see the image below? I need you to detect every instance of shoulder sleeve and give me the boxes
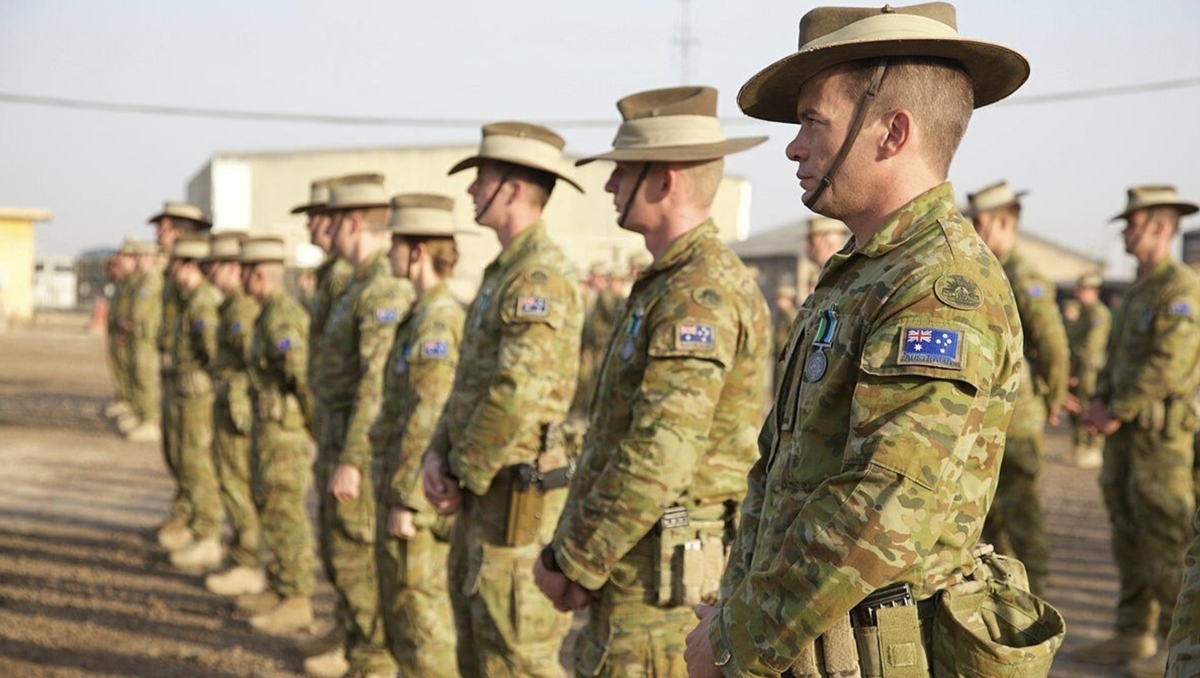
[645,285,738,370]
[499,266,573,330]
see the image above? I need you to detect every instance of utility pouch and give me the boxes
[504,464,546,547]
[851,584,928,678]
[791,615,863,677]
[651,507,725,607]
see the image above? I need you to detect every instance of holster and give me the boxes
[502,422,573,546]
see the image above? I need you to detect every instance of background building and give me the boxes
[0,207,54,328]
[187,144,753,298]
[32,256,78,311]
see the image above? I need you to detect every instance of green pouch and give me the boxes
[930,579,1064,678]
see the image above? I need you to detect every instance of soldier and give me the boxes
[163,234,226,573]
[422,121,584,678]
[104,244,137,422]
[967,181,1069,596]
[1082,185,1200,669]
[573,263,622,418]
[203,232,267,597]
[371,194,465,677]
[1067,273,1111,469]
[798,215,851,303]
[534,85,770,678]
[310,174,415,678]
[123,241,164,444]
[235,237,319,637]
[771,283,799,387]
[149,202,214,551]
[681,4,1045,676]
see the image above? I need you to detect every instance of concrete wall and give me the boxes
[0,217,37,325]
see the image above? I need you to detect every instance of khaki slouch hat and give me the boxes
[387,193,472,238]
[963,181,1027,219]
[206,231,248,262]
[148,201,211,229]
[1111,185,1199,221]
[449,122,583,193]
[240,237,287,265]
[290,178,334,215]
[325,173,390,212]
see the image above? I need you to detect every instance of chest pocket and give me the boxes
[793,312,866,420]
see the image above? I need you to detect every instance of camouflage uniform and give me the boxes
[309,254,355,457]
[315,250,414,676]
[981,248,1069,594]
[708,184,1024,675]
[1095,257,1200,638]
[371,281,464,677]
[128,270,163,427]
[248,287,316,599]
[573,288,622,417]
[159,274,190,521]
[168,279,224,540]
[427,221,583,678]
[1068,298,1111,450]
[551,222,770,677]
[771,305,799,388]
[212,286,263,569]
[107,275,133,406]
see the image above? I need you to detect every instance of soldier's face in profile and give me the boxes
[155,218,181,250]
[1121,210,1154,257]
[787,67,863,214]
[309,213,334,250]
[604,161,652,233]
[468,162,507,226]
[329,211,356,258]
[388,238,412,279]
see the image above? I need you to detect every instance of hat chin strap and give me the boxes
[618,162,653,229]
[475,171,511,223]
[803,58,889,211]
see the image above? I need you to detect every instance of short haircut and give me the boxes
[670,158,725,207]
[398,235,460,277]
[494,160,556,209]
[1147,206,1183,232]
[838,56,974,177]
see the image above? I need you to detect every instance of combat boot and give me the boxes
[116,412,141,435]
[125,421,161,444]
[235,590,281,617]
[304,646,350,678]
[104,401,131,419]
[169,536,224,573]
[296,623,346,657]
[1075,631,1157,664]
[249,596,313,636]
[1076,445,1103,469]
[205,566,267,597]
[1128,647,1168,678]
[157,518,195,550]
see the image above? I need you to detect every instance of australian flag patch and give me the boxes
[276,337,292,352]
[517,296,548,318]
[230,321,242,335]
[675,323,714,351]
[898,326,963,369]
[1170,299,1192,316]
[421,341,449,359]
[375,308,398,323]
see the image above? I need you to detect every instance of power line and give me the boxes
[0,76,1197,129]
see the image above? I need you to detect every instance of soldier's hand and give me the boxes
[1047,404,1062,426]
[533,557,571,610]
[328,462,362,503]
[422,453,462,515]
[685,604,723,678]
[388,507,417,540]
[1061,392,1081,415]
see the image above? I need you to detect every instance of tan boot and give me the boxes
[157,518,194,550]
[104,401,131,419]
[304,646,350,678]
[1076,632,1157,664]
[205,566,267,597]
[249,596,313,636]
[1128,647,1168,678]
[169,536,223,573]
[1077,445,1103,469]
[124,421,161,443]
[296,623,347,658]
[235,590,281,617]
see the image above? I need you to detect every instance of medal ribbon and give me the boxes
[812,309,838,349]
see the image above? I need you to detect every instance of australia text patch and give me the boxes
[898,326,963,369]
[421,341,449,359]
[675,323,715,351]
[517,296,548,318]
[375,308,398,323]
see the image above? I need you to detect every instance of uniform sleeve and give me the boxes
[389,309,463,513]
[720,412,772,601]
[197,299,221,368]
[1108,283,1200,421]
[552,290,738,589]
[272,309,313,434]
[1081,306,1111,372]
[710,276,1012,678]
[1020,277,1070,410]
[340,283,406,469]
[448,267,577,496]
[235,299,260,367]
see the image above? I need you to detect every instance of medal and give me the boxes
[620,310,643,361]
[474,288,492,329]
[619,339,634,360]
[803,309,838,383]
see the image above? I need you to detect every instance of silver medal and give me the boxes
[619,338,634,360]
[804,350,828,382]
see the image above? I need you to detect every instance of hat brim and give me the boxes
[1111,202,1200,222]
[738,37,1031,123]
[148,212,213,228]
[390,227,481,238]
[323,201,391,213]
[290,202,328,215]
[448,155,584,193]
[961,190,1029,219]
[574,136,768,166]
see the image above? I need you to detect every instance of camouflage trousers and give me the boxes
[169,371,222,539]
[982,435,1049,595]
[316,409,395,675]
[129,341,159,424]
[450,488,572,678]
[107,336,132,405]
[214,384,261,569]
[1101,422,1195,635]
[1166,507,1200,676]
[252,418,314,598]
[1070,370,1103,450]
[376,512,457,677]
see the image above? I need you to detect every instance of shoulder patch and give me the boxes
[693,287,724,309]
[230,321,242,335]
[276,337,292,352]
[1026,284,1045,299]
[898,326,963,369]
[193,319,205,331]
[933,274,982,311]
[1169,299,1192,316]
[420,340,449,359]
[675,323,715,351]
[374,308,398,323]
[526,268,550,285]
[517,296,548,318]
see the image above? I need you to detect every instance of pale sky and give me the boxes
[2,0,1198,279]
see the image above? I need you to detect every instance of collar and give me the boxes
[355,249,389,281]
[848,182,956,260]
[495,221,547,269]
[645,220,717,277]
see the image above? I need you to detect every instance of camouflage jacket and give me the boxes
[551,221,770,590]
[428,221,584,497]
[999,248,1069,436]
[129,271,163,345]
[709,183,1023,677]
[310,254,355,390]
[773,306,799,359]
[1068,300,1111,376]
[316,250,415,469]
[212,286,261,392]
[170,280,222,376]
[248,287,314,433]
[370,282,465,520]
[1096,257,1200,422]
[582,289,623,355]
[158,270,181,357]
[108,278,128,338]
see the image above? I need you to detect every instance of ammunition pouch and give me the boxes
[649,506,728,608]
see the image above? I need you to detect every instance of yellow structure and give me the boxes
[0,207,53,328]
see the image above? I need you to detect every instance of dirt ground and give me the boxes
[0,320,1131,677]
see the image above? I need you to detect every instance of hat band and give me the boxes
[971,190,1021,213]
[1127,188,1184,212]
[478,135,566,173]
[612,115,727,150]
[390,208,455,234]
[802,13,959,52]
[329,184,389,209]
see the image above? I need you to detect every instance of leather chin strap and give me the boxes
[618,162,653,228]
[475,171,511,223]
[803,58,889,211]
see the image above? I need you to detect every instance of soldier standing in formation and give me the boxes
[682,3,1039,675]
[770,283,798,387]
[1082,185,1200,672]
[204,231,267,597]
[371,193,465,677]
[1067,273,1111,469]
[123,240,164,443]
[798,215,850,303]
[534,85,770,677]
[313,174,415,678]
[103,244,136,422]
[573,263,622,418]
[968,181,1069,596]
[423,121,584,678]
